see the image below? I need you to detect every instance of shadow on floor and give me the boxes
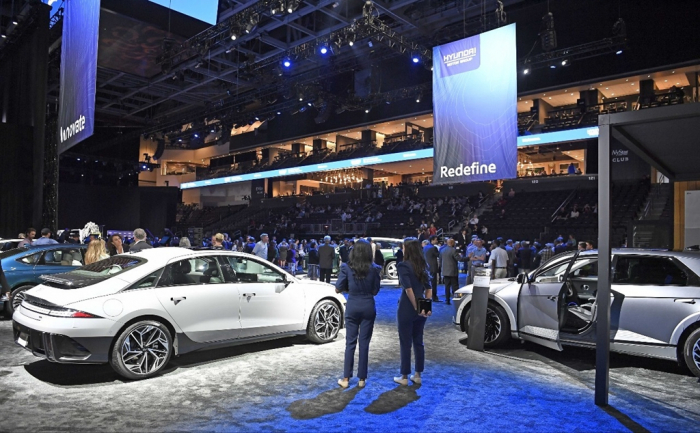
[287,387,362,420]
[602,405,652,433]
[364,384,421,415]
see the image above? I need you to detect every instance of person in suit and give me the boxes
[423,235,440,302]
[517,241,534,274]
[129,228,153,253]
[440,238,462,304]
[454,228,470,254]
[395,238,432,386]
[318,236,335,284]
[338,239,351,266]
[335,240,381,388]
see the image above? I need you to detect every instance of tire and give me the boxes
[306,300,341,344]
[7,285,34,316]
[110,320,173,380]
[384,260,398,280]
[682,327,700,379]
[463,302,511,348]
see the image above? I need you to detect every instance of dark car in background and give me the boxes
[1,244,88,315]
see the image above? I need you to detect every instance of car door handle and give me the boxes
[582,285,590,290]
[242,293,256,297]
[547,295,557,301]
[170,296,186,305]
[674,298,696,304]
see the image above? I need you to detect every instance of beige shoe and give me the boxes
[410,374,422,384]
[358,379,366,388]
[393,376,408,386]
[338,378,349,388]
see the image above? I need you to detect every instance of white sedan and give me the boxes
[12,248,346,379]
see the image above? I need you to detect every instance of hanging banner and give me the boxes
[432,24,517,184]
[57,0,100,153]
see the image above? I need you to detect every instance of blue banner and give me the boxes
[57,0,100,153]
[432,24,517,184]
[181,148,434,190]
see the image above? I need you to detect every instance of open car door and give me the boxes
[517,253,578,350]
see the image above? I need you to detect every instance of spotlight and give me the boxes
[550,64,556,69]
[320,46,328,55]
[416,95,422,103]
[307,102,312,106]
[193,133,199,138]
[523,68,530,75]
[616,50,623,55]
[368,40,373,48]
[348,40,354,47]
[255,116,260,121]
[12,16,18,26]
[245,14,258,34]
[287,0,299,14]
[282,58,292,68]
[277,111,281,115]
[411,52,421,63]
[230,31,237,41]
[561,59,568,66]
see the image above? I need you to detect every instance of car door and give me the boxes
[610,254,700,349]
[224,256,305,338]
[154,255,242,343]
[517,254,576,350]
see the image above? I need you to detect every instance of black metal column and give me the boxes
[595,117,612,406]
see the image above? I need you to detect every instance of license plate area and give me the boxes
[17,332,29,347]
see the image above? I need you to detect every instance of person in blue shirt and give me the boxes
[395,238,432,386]
[32,228,58,246]
[335,240,381,388]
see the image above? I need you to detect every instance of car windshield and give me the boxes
[72,256,145,277]
[0,248,25,260]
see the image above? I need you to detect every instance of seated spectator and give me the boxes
[508,188,515,198]
[570,208,580,219]
[583,203,591,213]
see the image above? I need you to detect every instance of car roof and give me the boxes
[125,247,265,266]
[552,248,700,260]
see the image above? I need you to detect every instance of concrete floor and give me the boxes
[1,279,699,432]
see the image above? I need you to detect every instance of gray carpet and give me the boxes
[1,279,699,432]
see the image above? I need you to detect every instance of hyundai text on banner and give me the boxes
[57,0,100,153]
[432,24,517,184]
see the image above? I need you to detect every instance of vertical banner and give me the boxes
[432,24,517,184]
[57,0,100,153]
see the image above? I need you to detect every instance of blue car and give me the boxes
[1,244,87,316]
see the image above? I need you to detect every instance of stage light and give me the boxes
[282,58,292,68]
[307,102,312,106]
[230,32,237,41]
[365,107,371,113]
[348,40,354,47]
[523,68,529,75]
[320,46,328,55]
[12,16,18,26]
[616,50,623,55]
[245,15,258,34]
[561,60,568,66]
[411,52,420,63]
[368,40,373,48]
[277,111,281,115]
[287,0,299,14]
[193,133,199,138]
[255,116,260,121]
[550,65,556,69]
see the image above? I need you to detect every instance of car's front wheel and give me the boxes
[682,327,700,378]
[463,302,511,348]
[7,285,34,316]
[384,260,398,280]
[306,300,341,344]
[110,320,172,380]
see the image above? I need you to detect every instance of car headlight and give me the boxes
[453,293,465,299]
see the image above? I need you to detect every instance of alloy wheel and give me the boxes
[314,303,340,340]
[120,325,170,376]
[385,262,398,279]
[11,290,26,311]
[693,338,700,372]
[468,307,502,344]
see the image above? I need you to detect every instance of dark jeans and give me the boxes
[344,296,376,379]
[429,271,439,300]
[320,268,332,284]
[398,314,427,375]
[443,276,459,300]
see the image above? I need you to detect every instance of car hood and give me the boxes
[456,278,516,295]
[26,277,131,307]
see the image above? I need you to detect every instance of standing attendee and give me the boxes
[468,239,487,284]
[129,228,153,253]
[335,240,381,388]
[318,236,335,284]
[517,241,534,274]
[395,238,432,386]
[395,242,404,264]
[278,241,289,269]
[338,239,350,266]
[252,233,269,261]
[84,239,110,265]
[538,243,554,265]
[245,237,256,254]
[307,241,320,280]
[178,237,191,248]
[107,234,128,256]
[454,228,470,254]
[67,232,82,244]
[18,228,36,248]
[440,239,461,304]
[578,241,587,251]
[211,233,225,250]
[423,236,440,302]
[32,228,58,246]
[487,239,509,279]
[268,240,278,263]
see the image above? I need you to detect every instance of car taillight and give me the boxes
[48,308,102,318]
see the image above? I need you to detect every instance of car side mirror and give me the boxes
[516,273,528,285]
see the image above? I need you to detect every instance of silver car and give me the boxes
[453,249,700,378]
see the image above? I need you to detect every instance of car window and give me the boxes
[16,253,41,265]
[223,256,285,283]
[536,258,572,279]
[157,256,224,287]
[39,248,84,266]
[614,256,695,286]
[126,269,164,291]
[570,258,598,278]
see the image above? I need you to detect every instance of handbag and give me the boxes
[417,297,432,314]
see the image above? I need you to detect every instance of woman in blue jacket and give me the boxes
[395,238,432,385]
[335,239,381,388]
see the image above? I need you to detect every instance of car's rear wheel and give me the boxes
[306,300,341,344]
[463,302,511,348]
[110,320,172,380]
[682,327,700,378]
[7,285,34,316]
[385,260,398,280]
